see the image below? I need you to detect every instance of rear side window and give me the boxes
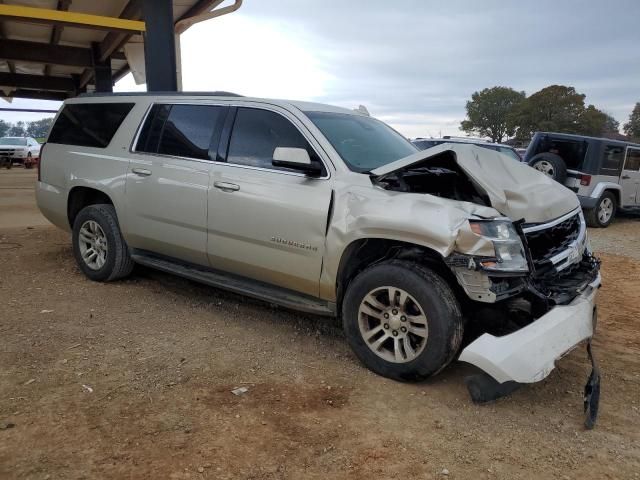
[226,108,324,174]
[602,145,625,172]
[624,148,640,171]
[136,104,225,160]
[48,103,134,148]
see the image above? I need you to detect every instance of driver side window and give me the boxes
[227,108,325,174]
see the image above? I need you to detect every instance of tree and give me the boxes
[460,86,526,143]
[602,113,620,134]
[623,102,640,139]
[513,85,586,140]
[577,105,609,137]
[26,117,54,139]
[0,119,9,138]
[7,121,26,137]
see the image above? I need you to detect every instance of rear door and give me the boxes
[207,105,333,297]
[123,103,227,265]
[621,147,640,205]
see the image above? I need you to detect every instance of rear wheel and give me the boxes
[585,191,617,228]
[529,152,567,183]
[342,260,464,381]
[72,204,134,281]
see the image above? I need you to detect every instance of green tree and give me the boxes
[623,102,640,139]
[460,86,526,143]
[513,85,586,140]
[602,113,620,134]
[577,105,609,137]
[0,119,9,137]
[26,117,54,138]
[8,121,26,137]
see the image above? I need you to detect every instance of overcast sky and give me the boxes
[2,0,639,138]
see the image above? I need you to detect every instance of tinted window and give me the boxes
[625,148,640,171]
[227,108,323,173]
[136,104,225,160]
[602,145,625,171]
[306,111,416,172]
[136,104,170,154]
[48,103,134,148]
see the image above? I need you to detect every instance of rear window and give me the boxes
[136,104,226,160]
[48,103,134,148]
[602,144,625,172]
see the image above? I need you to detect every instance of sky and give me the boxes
[2,0,639,138]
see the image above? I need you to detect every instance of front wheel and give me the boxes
[72,204,134,282]
[342,260,464,381]
[24,153,33,169]
[585,191,617,228]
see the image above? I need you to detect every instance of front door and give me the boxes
[207,106,333,297]
[123,103,227,265]
[621,147,640,206]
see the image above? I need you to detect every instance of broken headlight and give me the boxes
[469,220,529,273]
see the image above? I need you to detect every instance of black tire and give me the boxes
[72,204,134,282]
[528,152,567,184]
[585,191,617,228]
[342,260,464,382]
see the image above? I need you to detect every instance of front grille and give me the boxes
[0,149,15,156]
[524,213,581,266]
[531,253,599,304]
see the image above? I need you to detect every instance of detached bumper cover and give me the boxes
[459,273,601,384]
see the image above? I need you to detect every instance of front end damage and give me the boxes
[450,209,601,427]
[369,144,601,427]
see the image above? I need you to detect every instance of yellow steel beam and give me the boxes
[0,4,145,33]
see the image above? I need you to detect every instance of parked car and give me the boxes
[36,94,601,419]
[525,132,640,228]
[413,137,523,162]
[0,136,41,169]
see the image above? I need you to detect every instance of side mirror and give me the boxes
[272,147,322,176]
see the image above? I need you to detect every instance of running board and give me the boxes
[130,251,336,316]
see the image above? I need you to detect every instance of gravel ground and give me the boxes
[1,169,639,480]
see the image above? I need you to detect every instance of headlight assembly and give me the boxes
[469,220,529,273]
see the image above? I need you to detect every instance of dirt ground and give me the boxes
[1,169,639,480]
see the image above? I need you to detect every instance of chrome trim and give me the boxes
[522,207,581,233]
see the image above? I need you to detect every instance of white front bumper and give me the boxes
[459,273,601,384]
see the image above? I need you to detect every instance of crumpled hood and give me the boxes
[371,143,579,223]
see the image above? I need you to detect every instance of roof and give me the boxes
[67,91,361,115]
[534,131,640,148]
[0,0,220,101]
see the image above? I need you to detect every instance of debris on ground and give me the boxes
[231,386,249,396]
[82,384,94,393]
[0,422,15,430]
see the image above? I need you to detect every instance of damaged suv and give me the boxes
[37,94,601,417]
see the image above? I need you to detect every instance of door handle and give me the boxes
[132,168,152,177]
[621,175,631,179]
[214,181,240,192]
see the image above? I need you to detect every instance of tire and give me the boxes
[25,153,33,169]
[342,260,464,382]
[528,152,567,184]
[72,204,134,282]
[585,191,617,228]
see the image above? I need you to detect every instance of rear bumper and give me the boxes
[459,273,601,384]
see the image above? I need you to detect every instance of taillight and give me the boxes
[580,174,591,186]
[37,142,46,182]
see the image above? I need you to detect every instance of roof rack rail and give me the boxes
[78,91,244,98]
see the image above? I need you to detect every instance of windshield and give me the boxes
[0,137,26,146]
[306,111,417,172]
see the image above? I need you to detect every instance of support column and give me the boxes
[92,42,112,92]
[142,0,177,92]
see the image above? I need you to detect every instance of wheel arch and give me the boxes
[335,237,458,313]
[67,186,114,228]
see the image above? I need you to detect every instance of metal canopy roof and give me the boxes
[0,0,219,101]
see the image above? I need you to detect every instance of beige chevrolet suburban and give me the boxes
[36,93,601,420]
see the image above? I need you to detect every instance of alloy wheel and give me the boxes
[78,220,108,270]
[358,286,428,363]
